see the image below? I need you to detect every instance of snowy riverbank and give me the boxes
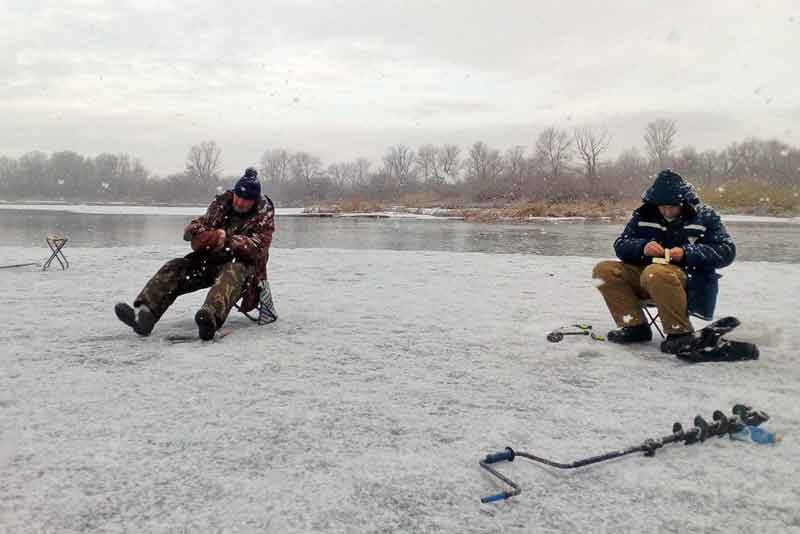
[3,202,800,224]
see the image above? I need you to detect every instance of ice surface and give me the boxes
[0,247,798,533]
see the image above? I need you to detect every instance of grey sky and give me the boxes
[1,0,798,175]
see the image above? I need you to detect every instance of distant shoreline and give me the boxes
[302,201,800,223]
[2,200,798,224]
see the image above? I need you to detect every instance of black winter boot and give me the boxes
[677,340,760,362]
[114,302,156,336]
[115,302,137,329]
[660,333,695,354]
[136,306,156,336]
[195,307,217,341]
[606,323,652,344]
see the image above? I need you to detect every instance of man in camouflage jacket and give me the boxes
[115,167,275,340]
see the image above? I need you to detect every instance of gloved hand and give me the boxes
[191,229,226,252]
[229,235,251,254]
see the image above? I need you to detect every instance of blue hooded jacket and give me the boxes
[614,169,736,320]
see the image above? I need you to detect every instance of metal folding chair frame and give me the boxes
[43,235,69,271]
[642,300,665,339]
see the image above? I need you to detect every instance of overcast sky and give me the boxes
[1,0,798,175]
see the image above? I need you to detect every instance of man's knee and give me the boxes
[214,262,251,294]
[592,260,622,284]
[218,261,249,280]
[641,264,682,290]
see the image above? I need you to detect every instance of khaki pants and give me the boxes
[592,260,693,335]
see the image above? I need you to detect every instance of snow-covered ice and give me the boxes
[1,246,799,533]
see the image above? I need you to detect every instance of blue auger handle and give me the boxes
[483,447,515,464]
[481,491,512,503]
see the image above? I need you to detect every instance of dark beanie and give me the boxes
[643,169,687,205]
[234,167,261,200]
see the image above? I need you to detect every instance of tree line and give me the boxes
[1,120,798,206]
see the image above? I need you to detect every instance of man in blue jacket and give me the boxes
[593,169,736,354]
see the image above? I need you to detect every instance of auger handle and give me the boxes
[481,491,514,503]
[483,447,515,464]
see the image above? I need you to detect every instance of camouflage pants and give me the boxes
[592,260,693,335]
[135,256,253,327]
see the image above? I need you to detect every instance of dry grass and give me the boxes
[698,183,800,216]
[305,184,800,222]
[456,199,637,222]
[510,199,637,219]
[306,198,642,221]
[304,198,385,214]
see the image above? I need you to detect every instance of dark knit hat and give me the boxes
[643,169,688,206]
[234,167,261,200]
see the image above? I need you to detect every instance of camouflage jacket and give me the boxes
[183,191,276,312]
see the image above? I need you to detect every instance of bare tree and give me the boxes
[611,147,649,195]
[535,127,572,179]
[259,148,292,186]
[186,140,222,185]
[718,145,742,179]
[328,161,357,190]
[17,151,48,197]
[416,144,440,184]
[354,158,371,187]
[94,153,136,195]
[697,150,718,186]
[48,151,90,197]
[504,145,527,196]
[291,151,322,193]
[615,147,646,176]
[382,144,417,188]
[574,125,611,192]
[762,139,793,184]
[130,157,149,183]
[675,146,700,178]
[465,141,504,184]
[440,144,461,182]
[736,138,763,178]
[0,156,18,194]
[644,119,677,170]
